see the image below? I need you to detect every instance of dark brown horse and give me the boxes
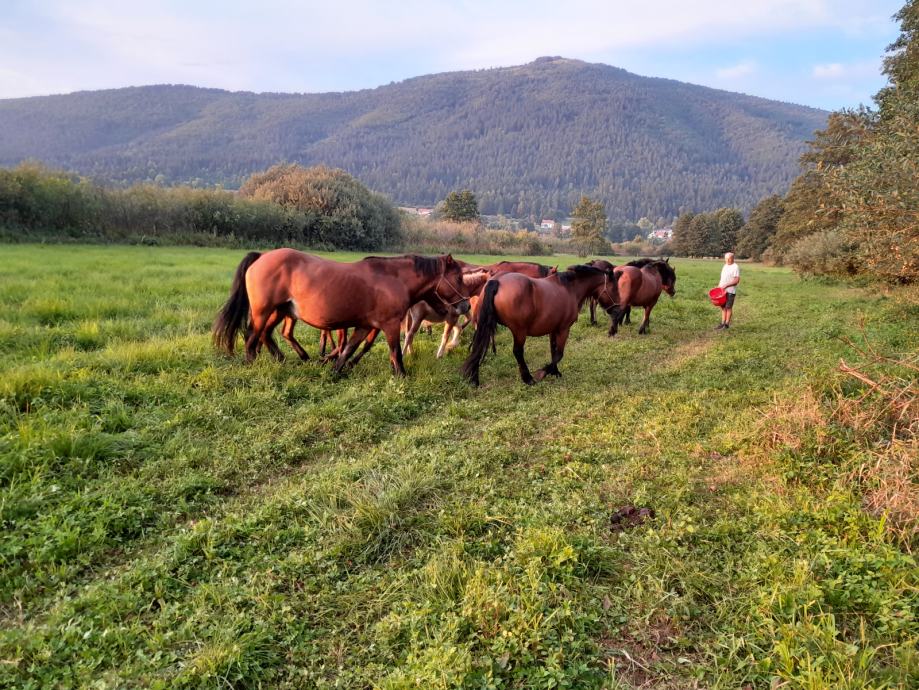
[213,250,469,375]
[461,265,618,386]
[586,259,616,326]
[595,259,676,336]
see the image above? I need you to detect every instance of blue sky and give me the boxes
[0,0,903,110]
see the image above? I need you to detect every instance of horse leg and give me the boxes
[322,329,348,363]
[589,296,597,325]
[347,328,380,368]
[623,306,632,325]
[607,306,621,337]
[332,327,371,373]
[281,315,309,361]
[535,329,568,381]
[402,312,420,356]
[638,306,652,334]
[445,316,462,354]
[512,333,535,385]
[384,323,407,376]
[436,318,455,358]
[260,309,285,361]
[244,305,273,363]
[319,329,330,357]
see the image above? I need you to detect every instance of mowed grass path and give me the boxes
[0,245,916,689]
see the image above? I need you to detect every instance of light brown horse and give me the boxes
[461,264,619,386]
[213,250,469,375]
[403,270,490,358]
[594,259,676,336]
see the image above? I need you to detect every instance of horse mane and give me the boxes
[628,257,676,284]
[626,257,655,268]
[364,254,442,278]
[558,264,606,284]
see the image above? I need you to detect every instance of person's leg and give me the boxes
[723,293,735,327]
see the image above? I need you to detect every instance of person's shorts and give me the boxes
[724,292,736,308]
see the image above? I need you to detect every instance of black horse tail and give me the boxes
[213,251,262,355]
[461,279,500,386]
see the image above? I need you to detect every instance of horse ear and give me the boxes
[665,257,670,264]
[445,254,454,265]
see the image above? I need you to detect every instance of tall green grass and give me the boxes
[0,245,916,689]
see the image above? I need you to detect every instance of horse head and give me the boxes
[434,254,471,314]
[655,260,677,296]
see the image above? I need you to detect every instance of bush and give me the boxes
[0,162,402,251]
[784,230,858,278]
[239,164,401,250]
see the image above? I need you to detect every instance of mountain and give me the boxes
[0,57,827,220]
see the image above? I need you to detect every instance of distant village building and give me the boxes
[399,207,434,217]
[648,227,673,241]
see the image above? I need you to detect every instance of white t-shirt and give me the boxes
[720,263,740,294]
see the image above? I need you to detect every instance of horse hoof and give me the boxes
[533,370,547,382]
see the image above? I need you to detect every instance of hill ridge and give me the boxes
[0,57,828,219]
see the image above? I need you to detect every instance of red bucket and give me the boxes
[708,287,727,306]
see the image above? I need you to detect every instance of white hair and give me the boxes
[724,252,734,259]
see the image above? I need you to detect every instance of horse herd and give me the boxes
[213,249,677,385]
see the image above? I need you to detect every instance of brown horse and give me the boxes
[595,259,676,336]
[585,259,616,326]
[481,260,557,278]
[461,264,618,386]
[213,250,469,375]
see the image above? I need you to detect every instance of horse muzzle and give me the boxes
[454,299,471,315]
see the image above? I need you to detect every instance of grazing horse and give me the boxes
[461,264,619,386]
[596,259,676,336]
[213,250,469,375]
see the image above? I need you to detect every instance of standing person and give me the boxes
[716,252,740,330]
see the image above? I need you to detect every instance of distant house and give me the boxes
[561,224,572,233]
[399,207,434,217]
[648,227,673,241]
[540,219,555,231]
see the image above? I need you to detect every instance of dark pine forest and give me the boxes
[0,57,827,220]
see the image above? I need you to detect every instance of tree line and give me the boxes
[730,1,916,283]
[0,163,402,251]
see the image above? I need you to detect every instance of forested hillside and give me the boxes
[0,57,826,219]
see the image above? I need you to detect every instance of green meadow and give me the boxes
[0,244,916,689]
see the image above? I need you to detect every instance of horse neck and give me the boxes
[366,256,441,299]
[403,260,444,300]
[566,273,608,306]
[649,263,671,288]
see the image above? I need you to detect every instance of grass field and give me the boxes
[1,244,916,689]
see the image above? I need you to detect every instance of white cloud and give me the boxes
[0,0,899,99]
[813,62,846,78]
[812,60,881,79]
[716,60,758,79]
